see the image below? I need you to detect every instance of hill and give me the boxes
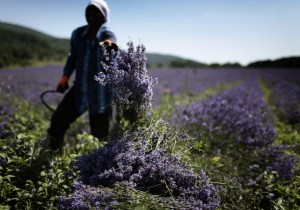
[0,22,69,68]
[0,22,69,51]
[247,56,300,68]
[146,53,185,67]
[146,53,210,68]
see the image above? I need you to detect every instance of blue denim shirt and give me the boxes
[63,24,117,115]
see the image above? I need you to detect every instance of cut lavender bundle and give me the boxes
[65,131,220,209]
[95,42,158,123]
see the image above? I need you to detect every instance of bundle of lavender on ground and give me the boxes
[58,131,220,209]
[95,41,158,123]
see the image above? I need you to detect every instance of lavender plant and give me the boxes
[263,73,300,124]
[58,181,115,210]
[174,75,275,149]
[95,42,158,123]
[257,145,299,180]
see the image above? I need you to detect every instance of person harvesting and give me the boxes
[48,0,118,152]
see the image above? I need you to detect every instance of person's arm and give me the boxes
[57,30,77,93]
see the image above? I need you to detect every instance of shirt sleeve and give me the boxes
[63,30,77,77]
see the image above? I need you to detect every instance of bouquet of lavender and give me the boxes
[95,42,157,123]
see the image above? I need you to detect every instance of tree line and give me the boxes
[247,56,300,68]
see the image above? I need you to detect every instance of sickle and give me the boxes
[40,90,60,112]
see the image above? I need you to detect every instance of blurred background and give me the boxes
[0,0,300,68]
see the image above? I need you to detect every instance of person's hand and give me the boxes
[56,76,69,93]
[99,40,118,52]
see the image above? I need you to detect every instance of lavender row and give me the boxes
[174,74,275,149]
[173,74,298,180]
[149,68,252,105]
[262,70,300,124]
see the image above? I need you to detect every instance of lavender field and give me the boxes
[0,65,300,209]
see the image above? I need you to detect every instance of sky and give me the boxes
[0,0,300,65]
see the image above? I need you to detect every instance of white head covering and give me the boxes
[88,0,110,22]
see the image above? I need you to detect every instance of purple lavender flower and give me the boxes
[95,42,158,122]
[57,181,114,210]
